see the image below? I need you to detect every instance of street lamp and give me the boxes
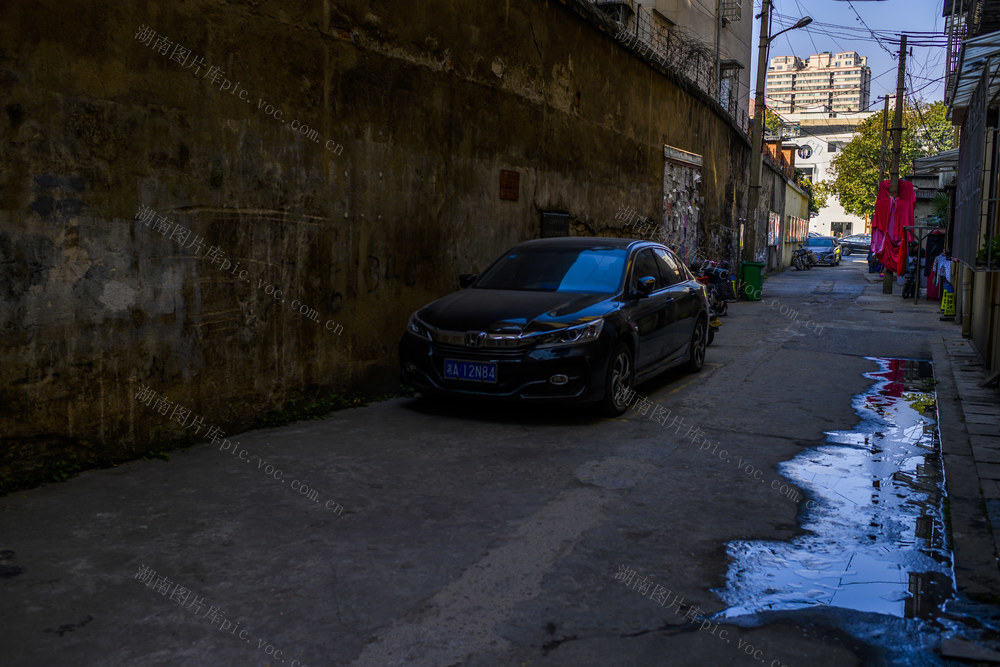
[778,16,814,37]
[745,2,812,263]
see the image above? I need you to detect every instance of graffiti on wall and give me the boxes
[661,145,702,264]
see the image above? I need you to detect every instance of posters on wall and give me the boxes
[661,145,703,264]
[767,211,781,246]
[786,215,808,243]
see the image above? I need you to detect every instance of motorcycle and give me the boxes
[689,259,726,345]
[691,259,730,316]
[792,245,814,271]
[707,261,736,312]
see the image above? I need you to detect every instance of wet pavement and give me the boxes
[3,258,999,666]
[720,358,1000,664]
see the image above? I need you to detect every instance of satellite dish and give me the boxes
[798,145,813,159]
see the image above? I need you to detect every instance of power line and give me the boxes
[769,12,947,48]
[791,0,826,54]
[905,74,945,152]
[906,73,947,96]
[845,0,894,56]
[759,79,949,154]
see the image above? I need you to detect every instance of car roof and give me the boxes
[510,237,649,251]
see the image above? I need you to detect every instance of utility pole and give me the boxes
[746,0,771,263]
[882,35,907,295]
[889,36,906,197]
[875,96,890,237]
[878,95,890,185]
[715,0,723,106]
[745,5,810,266]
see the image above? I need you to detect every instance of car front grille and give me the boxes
[432,342,525,359]
[429,327,534,354]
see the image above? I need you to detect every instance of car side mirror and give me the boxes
[636,276,656,296]
[459,273,477,288]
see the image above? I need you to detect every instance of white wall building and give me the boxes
[651,0,753,120]
[596,0,753,126]
[780,110,874,237]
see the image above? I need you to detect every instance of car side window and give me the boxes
[631,249,661,293]
[652,248,683,286]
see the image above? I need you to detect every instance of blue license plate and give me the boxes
[444,359,498,383]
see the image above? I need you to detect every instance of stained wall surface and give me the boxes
[0,0,751,483]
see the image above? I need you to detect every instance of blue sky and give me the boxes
[750,0,948,110]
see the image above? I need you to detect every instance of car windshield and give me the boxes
[807,238,834,247]
[474,247,628,294]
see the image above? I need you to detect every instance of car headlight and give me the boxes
[535,319,604,348]
[406,313,432,341]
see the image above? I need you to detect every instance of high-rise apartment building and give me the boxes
[766,51,871,114]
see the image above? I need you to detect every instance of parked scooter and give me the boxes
[901,241,919,299]
[792,244,814,271]
[689,258,725,345]
[714,261,737,301]
[690,259,730,316]
[706,261,735,314]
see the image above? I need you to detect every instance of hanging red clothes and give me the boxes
[871,180,916,275]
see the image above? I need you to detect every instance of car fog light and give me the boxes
[550,374,569,385]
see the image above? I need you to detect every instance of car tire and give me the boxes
[684,317,707,373]
[601,341,635,416]
[843,247,852,256]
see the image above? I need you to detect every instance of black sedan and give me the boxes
[805,236,842,265]
[400,238,710,415]
[838,233,871,256]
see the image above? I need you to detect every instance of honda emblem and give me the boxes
[466,331,487,347]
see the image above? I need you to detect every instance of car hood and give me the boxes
[417,288,613,333]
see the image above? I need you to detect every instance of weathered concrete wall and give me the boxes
[782,181,810,267]
[750,165,780,265]
[785,183,810,222]
[756,164,810,271]
[0,0,750,484]
[970,271,1000,375]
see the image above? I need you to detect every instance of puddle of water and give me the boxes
[720,358,954,620]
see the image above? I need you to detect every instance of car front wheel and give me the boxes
[843,246,852,256]
[601,341,635,416]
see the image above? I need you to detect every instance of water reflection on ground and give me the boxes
[721,358,953,619]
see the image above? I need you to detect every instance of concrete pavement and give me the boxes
[1,256,998,666]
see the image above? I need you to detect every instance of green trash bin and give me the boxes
[739,261,765,301]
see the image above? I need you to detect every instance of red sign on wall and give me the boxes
[499,170,520,201]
